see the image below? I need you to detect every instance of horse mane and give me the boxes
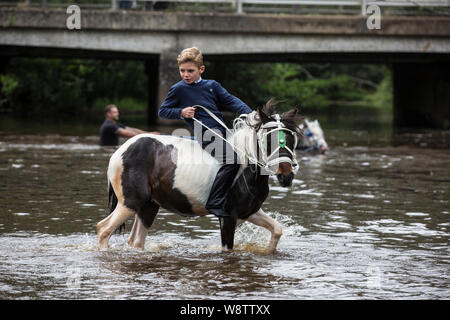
[231,117,258,167]
[281,109,302,135]
[261,98,302,136]
[263,98,278,117]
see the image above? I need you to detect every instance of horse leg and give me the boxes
[127,200,159,249]
[127,216,148,249]
[219,216,237,250]
[246,208,283,253]
[96,203,135,250]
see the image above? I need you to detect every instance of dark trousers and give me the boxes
[202,137,240,217]
[206,164,240,213]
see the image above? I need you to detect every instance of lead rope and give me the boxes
[190,105,265,169]
[191,105,298,174]
[191,116,265,169]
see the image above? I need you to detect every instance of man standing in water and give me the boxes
[99,104,152,147]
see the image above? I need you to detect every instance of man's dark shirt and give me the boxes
[99,119,126,146]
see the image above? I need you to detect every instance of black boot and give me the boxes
[205,164,240,217]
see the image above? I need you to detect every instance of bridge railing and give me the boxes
[138,0,449,15]
[0,0,449,15]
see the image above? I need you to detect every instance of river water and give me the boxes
[0,120,449,299]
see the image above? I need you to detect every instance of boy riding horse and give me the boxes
[158,47,252,218]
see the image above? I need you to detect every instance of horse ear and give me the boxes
[257,106,272,124]
[281,108,298,119]
[264,98,278,116]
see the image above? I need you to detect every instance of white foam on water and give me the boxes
[270,186,290,192]
[81,203,97,207]
[292,189,323,196]
[12,212,31,216]
[405,212,429,217]
[361,220,446,237]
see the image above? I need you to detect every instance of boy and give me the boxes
[158,47,252,218]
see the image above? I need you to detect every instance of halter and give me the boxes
[193,106,299,175]
[256,114,299,175]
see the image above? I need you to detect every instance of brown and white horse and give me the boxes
[96,102,300,253]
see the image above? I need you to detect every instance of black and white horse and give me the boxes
[96,101,300,253]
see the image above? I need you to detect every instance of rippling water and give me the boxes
[0,132,449,299]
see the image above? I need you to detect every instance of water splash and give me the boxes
[234,211,305,250]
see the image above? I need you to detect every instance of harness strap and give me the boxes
[191,116,265,169]
[191,105,233,136]
[191,105,299,175]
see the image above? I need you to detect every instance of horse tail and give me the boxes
[108,181,125,234]
[108,181,118,214]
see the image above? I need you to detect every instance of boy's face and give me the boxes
[179,62,205,84]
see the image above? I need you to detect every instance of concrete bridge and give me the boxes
[1,8,449,128]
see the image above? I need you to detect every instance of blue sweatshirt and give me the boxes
[158,79,252,135]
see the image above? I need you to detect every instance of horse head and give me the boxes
[306,119,328,154]
[256,99,300,187]
[298,119,328,154]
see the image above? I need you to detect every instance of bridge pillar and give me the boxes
[145,57,159,125]
[393,62,450,129]
[0,56,10,73]
[156,52,181,124]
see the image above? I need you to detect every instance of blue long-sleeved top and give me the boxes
[158,79,252,136]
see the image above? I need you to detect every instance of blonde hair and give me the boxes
[177,47,203,68]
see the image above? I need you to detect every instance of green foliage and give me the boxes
[215,62,392,113]
[0,74,18,98]
[2,57,391,120]
[263,63,389,111]
[92,96,146,113]
[363,68,393,109]
[2,58,147,118]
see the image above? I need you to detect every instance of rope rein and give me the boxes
[191,105,299,174]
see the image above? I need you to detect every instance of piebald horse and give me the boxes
[96,101,301,253]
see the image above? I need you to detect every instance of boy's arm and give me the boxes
[158,86,184,120]
[213,81,252,114]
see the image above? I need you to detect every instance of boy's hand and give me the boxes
[181,106,196,119]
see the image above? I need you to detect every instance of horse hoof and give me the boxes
[98,237,110,250]
[221,246,233,252]
[128,241,145,250]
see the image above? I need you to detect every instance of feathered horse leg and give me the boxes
[246,208,283,253]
